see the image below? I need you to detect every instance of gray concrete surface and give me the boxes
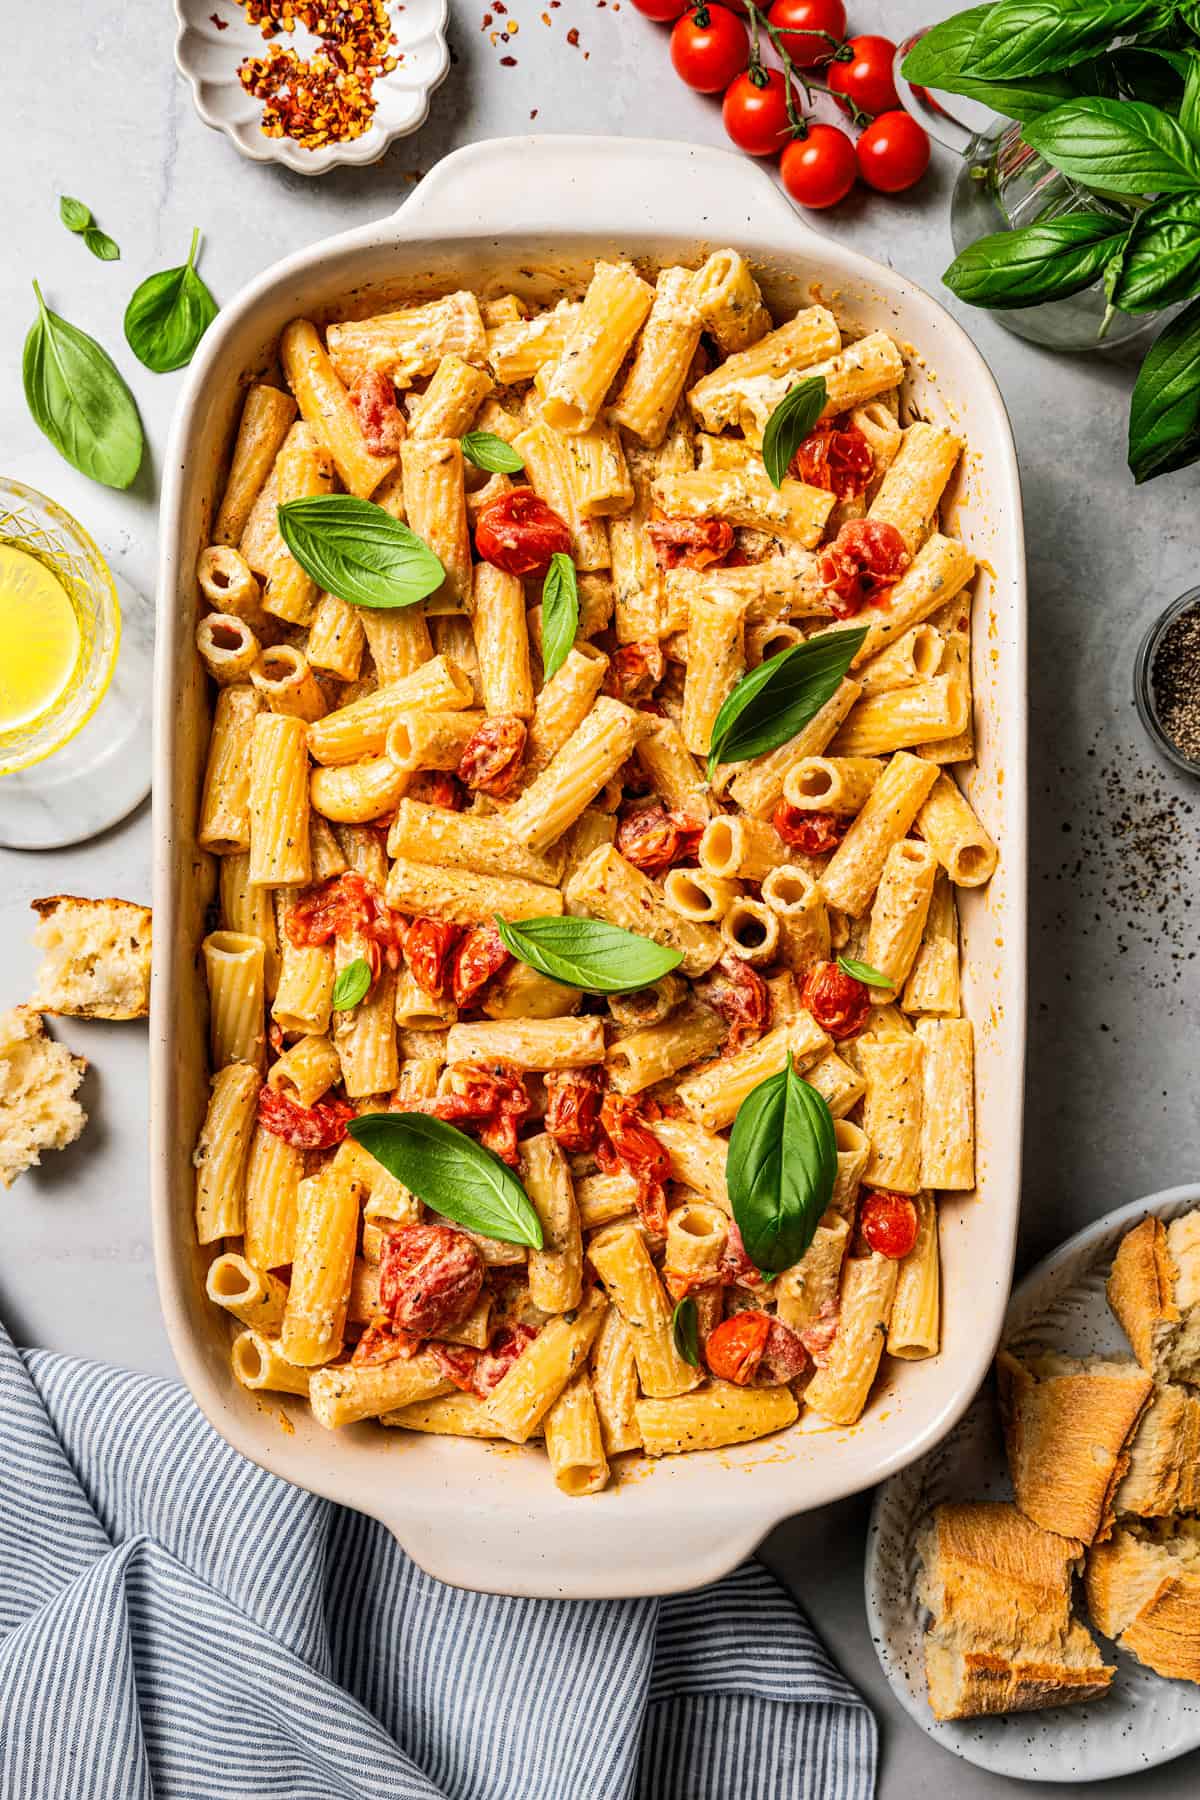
[1,2,1197,1792]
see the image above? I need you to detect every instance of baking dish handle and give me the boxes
[388,133,817,246]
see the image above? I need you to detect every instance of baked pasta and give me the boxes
[191,249,995,1493]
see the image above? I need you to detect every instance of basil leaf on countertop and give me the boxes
[124,227,217,372]
[23,281,144,490]
[85,228,120,263]
[1128,295,1200,483]
[707,626,867,777]
[331,957,372,1011]
[277,494,445,610]
[348,1112,544,1249]
[838,955,892,988]
[762,376,827,489]
[1023,98,1200,195]
[943,212,1129,309]
[966,0,1155,80]
[901,7,1081,120]
[1108,193,1200,314]
[493,914,683,993]
[672,1296,700,1368]
[461,430,524,474]
[59,195,92,233]
[728,1062,837,1276]
[540,551,578,681]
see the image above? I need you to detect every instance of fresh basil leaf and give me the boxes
[966,0,1155,79]
[1103,46,1192,111]
[59,195,91,234]
[461,430,524,474]
[707,627,867,777]
[1180,48,1200,142]
[671,1296,700,1367]
[23,282,144,490]
[901,7,1081,119]
[493,914,683,993]
[349,1112,543,1248]
[1024,97,1200,194]
[124,227,217,373]
[277,494,445,610]
[85,228,120,263]
[762,377,827,489]
[1109,193,1200,312]
[1128,295,1200,482]
[331,957,372,1011]
[943,212,1128,309]
[728,1062,836,1275]
[837,955,892,988]
[540,551,578,680]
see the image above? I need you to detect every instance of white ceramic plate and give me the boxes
[173,0,449,176]
[866,1183,1200,1784]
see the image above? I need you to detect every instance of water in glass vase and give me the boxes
[0,542,82,732]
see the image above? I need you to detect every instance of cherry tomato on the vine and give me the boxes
[856,109,931,193]
[670,3,748,92]
[722,68,792,157]
[766,0,846,68]
[827,33,900,118]
[779,124,857,210]
[630,0,688,17]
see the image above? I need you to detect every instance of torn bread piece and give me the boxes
[0,1006,87,1189]
[1114,1382,1200,1521]
[1108,1212,1200,1385]
[915,1502,1115,1721]
[1086,1520,1200,1684]
[31,895,152,1021]
[997,1349,1153,1545]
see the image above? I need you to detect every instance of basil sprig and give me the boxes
[461,430,524,474]
[59,195,92,234]
[277,495,445,609]
[331,957,372,1011]
[1129,295,1200,483]
[944,213,1129,309]
[671,1297,700,1367]
[838,955,892,988]
[1107,194,1200,313]
[761,377,827,489]
[1023,98,1200,195]
[540,552,578,681]
[728,1062,837,1275]
[965,0,1155,81]
[349,1113,543,1249]
[125,228,217,373]
[707,627,867,777]
[900,6,1080,120]
[493,914,683,993]
[23,282,144,490]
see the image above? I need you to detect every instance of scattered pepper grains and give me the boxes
[235,0,400,147]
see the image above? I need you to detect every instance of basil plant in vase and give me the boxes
[902,1,1200,481]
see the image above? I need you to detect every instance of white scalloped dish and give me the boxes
[173,0,449,176]
[152,136,1026,1599]
[867,1183,1200,1784]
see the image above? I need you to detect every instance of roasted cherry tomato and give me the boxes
[696,954,769,1050]
[856,109,931,193]
[772,801,848,857]
[615,802,704,878]
[799,958,872,1040]
[670,3,748,93]
[605,640,664,705]
[458,714,527,798]
[722,68,792,158]
[859,1190,920,1259]
[544,1068,605,1154]
[818,518,909,616]
[779,124,857,210]
[766,0,845,66]
[379,1224,485,1337]
[412,1061,532,1166]
[403,917,463,1000]
[647,516,734,571]
[790,415,873,495]
[706,1310,771,1384]
[827,33,900,118]
[598,1094,671,1236]
[257,1086,355,1150]
[348,370,406,456]
[285,872,407,965]
[475,489,571,578]
[630,0,688,17]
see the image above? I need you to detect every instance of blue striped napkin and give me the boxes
[0,1323,876,1800]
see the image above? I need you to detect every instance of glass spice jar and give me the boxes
[1134,588,1200,780]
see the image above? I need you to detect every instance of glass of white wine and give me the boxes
[0,478,151,848]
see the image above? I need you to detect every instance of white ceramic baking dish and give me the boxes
[152,135,1027,1600]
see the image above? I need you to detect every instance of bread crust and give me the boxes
[0,1005,88,1188]
[1086,1524,1200,1684]
[1108,1215,1179,1372]
[31,894,152,1021]
[1115,1383,1200,1520]
[997,1349,1153,1545]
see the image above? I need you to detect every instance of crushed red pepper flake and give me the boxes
[235,0,400,147]
[500,52,517,62]
[210,10,229,25]
[567,24,579,42]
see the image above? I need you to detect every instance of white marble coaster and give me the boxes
[0,566,153,850]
